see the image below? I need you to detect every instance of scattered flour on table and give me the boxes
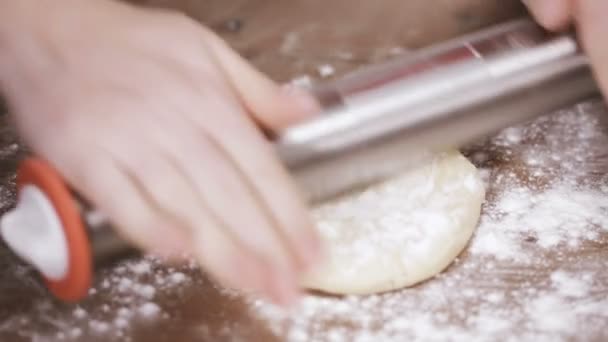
[471,185,608,260]
[289,75,314,88]
[0,257,195,341]
[252,265,605,342]
[470,100,608,262]
[250,99,608,341]
[2,99,608,341]
[317,64,336,78]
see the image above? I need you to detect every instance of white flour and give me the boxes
[1,95,608,341]
[0,257,195,341]
[317,64,336,78]
[289,75,313,88]
[470,101,608,263]
[471,185,608,260]
[250,99,608,341]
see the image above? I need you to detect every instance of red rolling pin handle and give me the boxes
[14,157,93,301]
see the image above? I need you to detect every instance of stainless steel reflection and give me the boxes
[82,18,598,268]
[277,19,598,203]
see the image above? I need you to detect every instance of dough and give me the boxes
[303,151,485,295]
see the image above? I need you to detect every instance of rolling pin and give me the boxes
[0,18,598,302]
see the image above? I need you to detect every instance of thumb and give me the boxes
[524,0,573,30]
[575,0,608,98]
[204,31,321,132]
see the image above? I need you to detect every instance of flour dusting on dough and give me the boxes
[304,152,485,294]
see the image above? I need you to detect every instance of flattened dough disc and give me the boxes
[303,151,485,295]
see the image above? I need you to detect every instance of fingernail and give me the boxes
[281,84,321,115]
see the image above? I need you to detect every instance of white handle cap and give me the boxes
[1,185,69,280]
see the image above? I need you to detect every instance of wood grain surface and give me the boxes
[7,1,608,341]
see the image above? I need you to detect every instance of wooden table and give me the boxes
[7,1,608,341]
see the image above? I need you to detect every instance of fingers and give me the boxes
[188,211,268,294]
[40,119,277,298]
[106,133,283,297]
[139,51,323,285]
[524,0,608,98]
[11,4,323,307]
[47,145,190,256]
[184,86,323,271]
[134,112,303,304]
[203,30,321,131]
[574,0,608,97]
[174,135,302,304]
[108,148,268,295]
[192,33,324,277]
[524,0,573,30]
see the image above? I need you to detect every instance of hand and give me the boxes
[0,0,322,306]
[524,0,608,98]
